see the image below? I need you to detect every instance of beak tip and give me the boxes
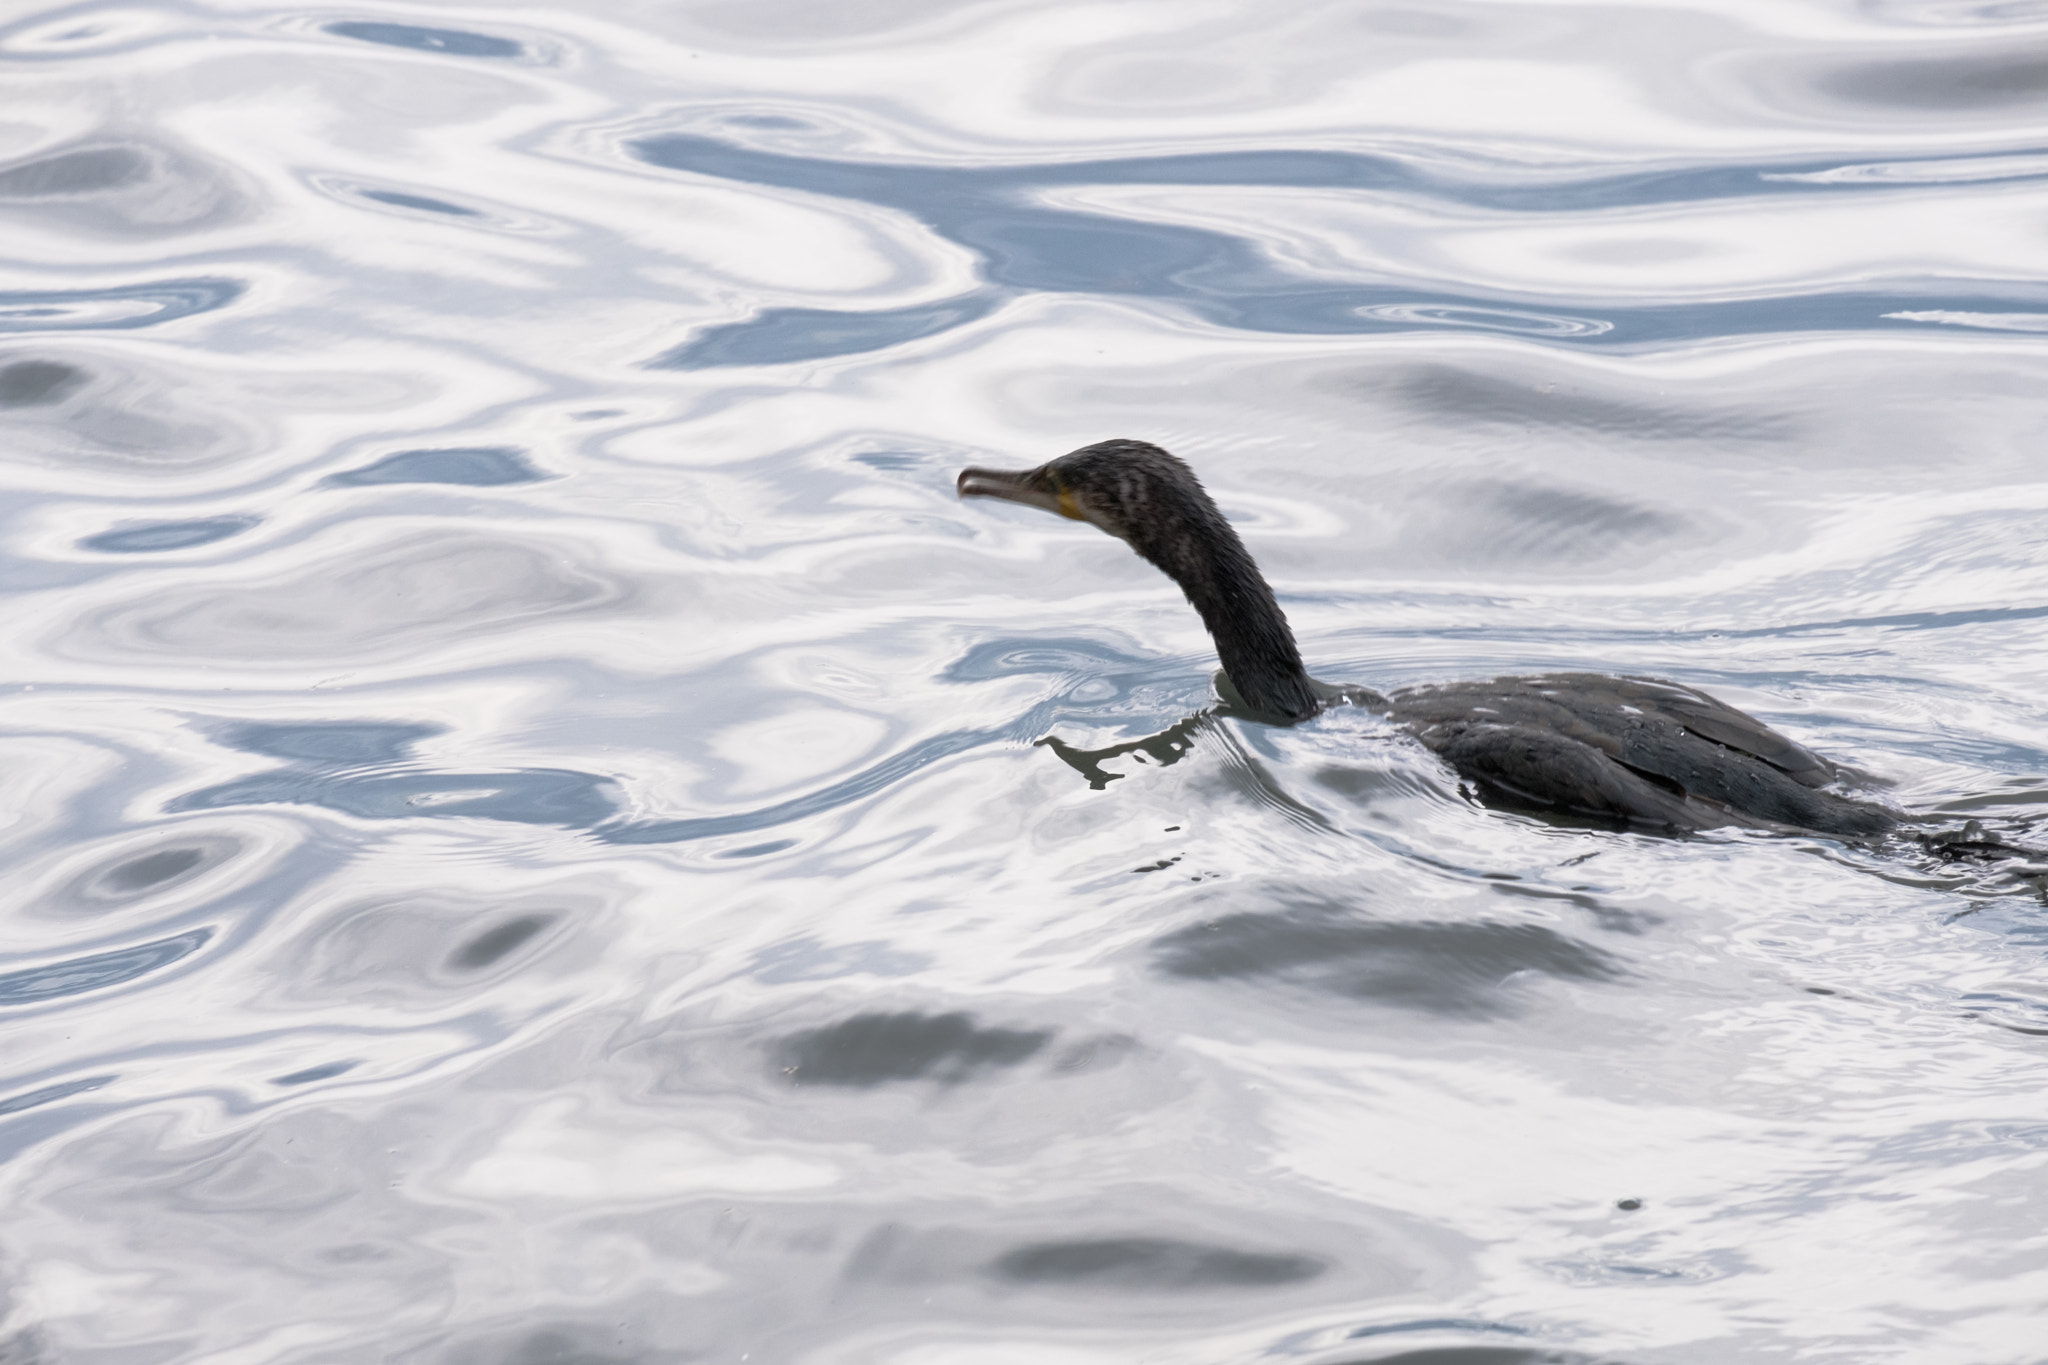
[956,466,1003,500]
[957,465,1056,515]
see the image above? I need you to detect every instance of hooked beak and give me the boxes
[956,465,1064,517]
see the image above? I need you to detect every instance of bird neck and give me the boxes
[1131,512,1320,723]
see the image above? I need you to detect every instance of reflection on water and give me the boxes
[3,1,2048,1363]
[1153,910,1624,1017]
[775,1011,1054,1087]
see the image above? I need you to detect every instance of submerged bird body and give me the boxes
[958,439,1895,838]
[1385,673,1891,835]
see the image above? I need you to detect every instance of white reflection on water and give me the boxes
[3,1,2048,1363]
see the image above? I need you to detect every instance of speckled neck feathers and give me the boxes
[1066,441,1319,722]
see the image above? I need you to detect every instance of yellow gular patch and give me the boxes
[1055,488,1085,521]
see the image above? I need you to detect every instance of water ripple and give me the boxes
[65,533,627,666]
[633,132,2048,358]
[0,278,242,331]
[5,2,2048,1362]
[0,928,211,1007]
[79,515,258,553]
[323,447,547,487]
[323,21,526,60]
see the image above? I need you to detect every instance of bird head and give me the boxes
[956,438,1211,558]
[957,439,1322,723]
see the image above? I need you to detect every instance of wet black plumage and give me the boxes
[958,439,1895,838]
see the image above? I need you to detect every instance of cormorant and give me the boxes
[957,438,1896,838]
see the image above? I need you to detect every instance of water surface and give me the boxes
[3,2,2048,1362]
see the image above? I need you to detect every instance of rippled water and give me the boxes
[6,2,2048,1361]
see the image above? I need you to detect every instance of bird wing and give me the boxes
[1387,675,1892,836]
[1565,674,1838,788]
[1425,718,1725,832]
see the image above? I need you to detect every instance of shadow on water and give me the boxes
[773,1011,1051,1087]
[447,914,555,971]
[1153,903,1623,1017]
[1336,1318,1628,1363]
[438,1327,636,1365]
[98,847,202,891]
[0,137,245,235]
[989,1237,1323,1290]
[1332,1351,1621,1365]
[41,832,249,919]
[631,132,2048,365]
[1816,50,2048,112]
[0,358,85,406]
[284,895,575,1019]
[1361,362,1798,443]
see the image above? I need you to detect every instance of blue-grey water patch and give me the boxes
[0,145,148,197]
[271,1060,359,1086]
[0,278,241,331]
[653,297,996,368]
[594,725,1009,844]
[0,929,211,1007]
[213,720,442,765]
[0,1075,114,1116]
[324,21,523,59]
[80,515,257,553]
[171,766,619,827]
[356,189,483,218]
[634,133,2048,358]
[325,447,545,487]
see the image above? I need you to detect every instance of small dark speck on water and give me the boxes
[1617,1198,1643,1211]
